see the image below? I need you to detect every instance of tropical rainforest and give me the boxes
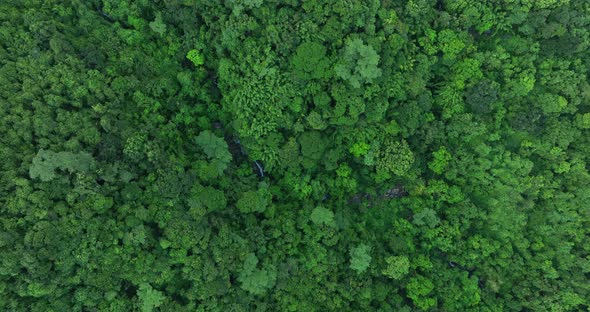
[1,0,589,311]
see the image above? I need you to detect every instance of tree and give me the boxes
[291,42,331,81]
[137,283,165,312]
[536,92,568,114]
[428,147,452,174]
[299,131,327,170]
[186,49,204,66]
[238,253,277,295]
[375,139,414,177]
[413,208,440,228]
[575,113,590,129]
[236,188,270,213]
[188,184,227,219]
[465,79,499,115]
[2,0,590,310]
[437,29,465,60]
[350,244,371,274]
[195,130,232,175]
[221,58,295,139]
[149,13,166,36]
[406,276,436,310]
[383,256,410,280]
[310,206,335,227]
[335,39,382,88]
[29,150,95,182]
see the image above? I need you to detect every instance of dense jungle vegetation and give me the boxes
[1,0,589,311]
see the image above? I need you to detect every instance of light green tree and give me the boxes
[335,39,382,88]
[437,29,465,60]
[376,139,414,177]
[406,276,436,310]
[186,49,204,66]
[350,244,372,274]
[137,283,165,312]
[29,150,95,181]
[428,147,452,174]
[310,206,335,227]
[383,255,410,280]
[238,253,277,295]
[195,130,232,176]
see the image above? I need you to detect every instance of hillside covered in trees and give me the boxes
[1,0,589,311]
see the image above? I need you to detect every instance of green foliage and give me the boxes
[335,39,382,88]
[137,283,165,312]
[236,188,270,214]
[537,93,568,114]
[195,130,232,175]
[298,131,327,170]
[349,142,371,158]
[224,66,293,139]
[291,42,330,80]
[375,139,414,177]
[238,253,277,295]
[350,244,372,274]
[195,130,231,161]
[188,184,227,219]
[306,111,328,130]
[29,150,94,181]
[383,256,410,280]
[310,206,335,227]
[149,13,166,36]
[428,147,452,174]
[406,276,436,310]
[437,30,465,60]
[576,113,590,129]
[186,49,204,66]
[465,79,499,114]
[412,208,440,228]
[2,1,589,311]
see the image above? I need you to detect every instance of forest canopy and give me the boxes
[1,0,589,311]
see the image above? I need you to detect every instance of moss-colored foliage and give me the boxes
[149,13,166,36]
[137,283,165,312]
[437,29,465,60]
[298,131,327,170]
[195,130,231,162]
[29,150,95,181]
[576,113,590,129]
[188,183,227,219]
[237,189,269,214]
[412,208,440,228]
[291,42,331,80]
[383,255,410,280]
[195,130,232,175]
[350,244,372,274]
[310,206,335,227]
[335,39,382,88]
[238,253,277,295]
[225,67,293,139]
